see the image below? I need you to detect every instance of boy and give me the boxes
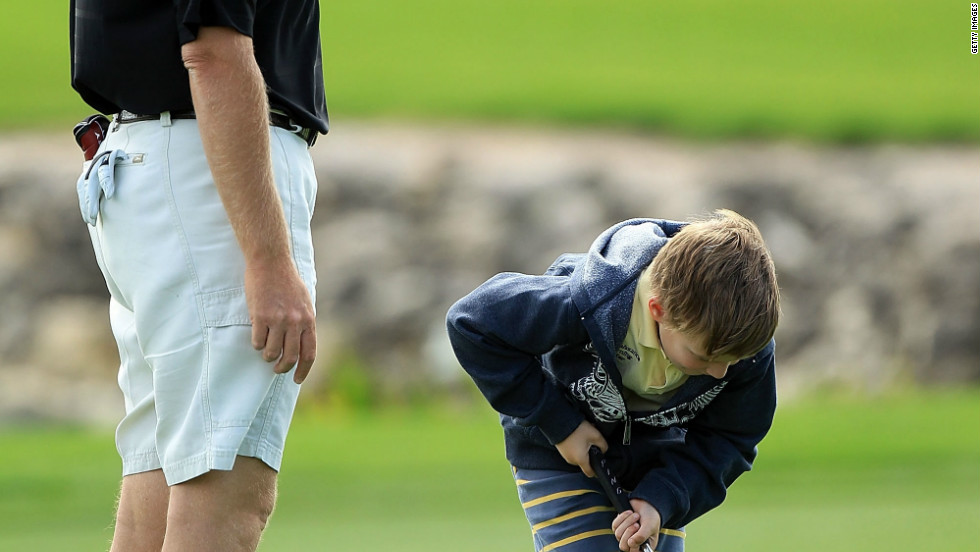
[446,210,780,552]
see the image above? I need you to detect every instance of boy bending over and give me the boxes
[447,211,780,552]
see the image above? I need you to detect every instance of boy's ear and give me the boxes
[648,297,665,322]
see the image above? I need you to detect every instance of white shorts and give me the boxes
[79,113,317,485]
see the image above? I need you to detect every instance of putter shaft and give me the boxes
[588,446,656,552]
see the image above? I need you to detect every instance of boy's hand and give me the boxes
[612,499,661,552]
[555,420,608,477]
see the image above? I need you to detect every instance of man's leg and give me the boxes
[110,469,169,552]
[162,456,278,552]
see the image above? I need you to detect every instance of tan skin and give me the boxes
[186,27,317,383]
[556,296,743,552]
[110,458,276,552]
[109,26,314,552]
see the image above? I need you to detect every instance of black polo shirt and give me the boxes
[70,0,328,134]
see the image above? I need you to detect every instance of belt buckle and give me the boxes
[300,127,317,147]
[270,108,317,147]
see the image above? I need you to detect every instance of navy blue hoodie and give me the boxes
[446,218,777,529]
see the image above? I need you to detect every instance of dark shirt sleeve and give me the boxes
[446,273,589,445]
[173,0,257,44]
[630,341,778,528]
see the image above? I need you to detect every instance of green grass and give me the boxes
[4,1,978,141]
[687,389,980,550]
[1,388,978,550]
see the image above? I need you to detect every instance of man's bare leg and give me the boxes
[162,456,278,552]
[110,469,169,552]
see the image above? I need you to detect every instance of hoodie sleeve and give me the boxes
[446,272,589,445]
[630,340,777,528]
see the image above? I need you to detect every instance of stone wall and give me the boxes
[1,124,977,424]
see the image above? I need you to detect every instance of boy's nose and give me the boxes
[706,362,730,379]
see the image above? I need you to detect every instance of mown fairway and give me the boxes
[1,388,977,551]
[4,1,977,141]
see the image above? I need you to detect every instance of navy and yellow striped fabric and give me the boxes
[513,466,685,552]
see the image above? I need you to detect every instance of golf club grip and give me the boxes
[588,446,656,552]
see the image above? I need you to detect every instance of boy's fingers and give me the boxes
[628,535,655,552]
[627,524,656,552]
[580,457,596,478]
[618,522,640,552]
[612,511,639,539]
[581,433,607,476]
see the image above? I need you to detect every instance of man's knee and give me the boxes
[169,457,278,528]
[249,472,278,531]
[234,456,279,525]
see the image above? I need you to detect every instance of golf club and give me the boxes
[588,446,660,552]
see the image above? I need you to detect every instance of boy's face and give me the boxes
[648,298,742,379]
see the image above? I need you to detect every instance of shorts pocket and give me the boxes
[75,150,145,225]
[199,287,251,327]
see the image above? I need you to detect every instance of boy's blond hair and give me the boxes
[649,209,780,359]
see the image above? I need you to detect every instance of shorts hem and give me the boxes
[160,438,285,486]
[121,450,163,477]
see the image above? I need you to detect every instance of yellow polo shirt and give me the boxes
[614,263,689,411]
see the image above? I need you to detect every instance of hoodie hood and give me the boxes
[568,218,686,370]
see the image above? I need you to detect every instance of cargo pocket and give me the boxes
[199,287,251,328]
